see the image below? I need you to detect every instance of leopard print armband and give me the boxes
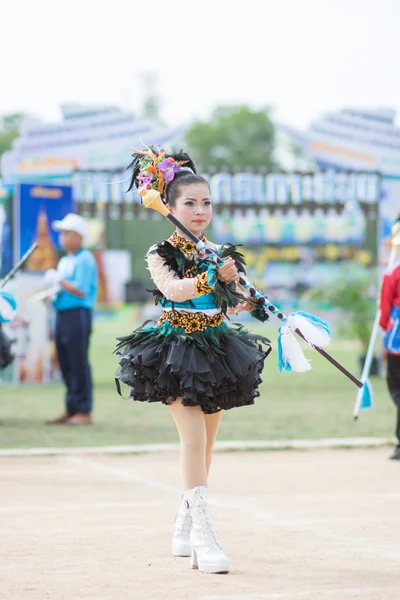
[195,271,214,295]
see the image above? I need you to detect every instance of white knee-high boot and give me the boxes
[187,486,230,574]
[171,495,192,557]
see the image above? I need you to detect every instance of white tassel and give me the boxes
[279,324,312,373]
[289,313,331,348]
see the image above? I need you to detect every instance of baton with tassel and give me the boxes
[138,188,363,389]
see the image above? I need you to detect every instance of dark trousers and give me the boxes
[55,308,93,414]
[386,354,400,446]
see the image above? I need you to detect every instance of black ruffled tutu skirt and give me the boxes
[114,317,271,414]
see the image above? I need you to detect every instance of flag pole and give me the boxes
[0,242,38,289]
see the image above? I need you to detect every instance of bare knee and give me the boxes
[181,431,207,454]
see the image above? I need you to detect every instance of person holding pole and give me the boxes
[115,147,363,574]
[379,227,400,460]
[114,148,272,575]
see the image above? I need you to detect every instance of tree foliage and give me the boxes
[0,112,25,160]
[306,273,377,352]
[185,105,278,170]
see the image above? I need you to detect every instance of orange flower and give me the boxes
[168,157,175,162]
[147,165,155,173]
[132,147,158,162]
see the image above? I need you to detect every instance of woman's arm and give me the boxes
[147,251,212,302]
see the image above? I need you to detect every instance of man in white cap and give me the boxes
[44,213,98,425]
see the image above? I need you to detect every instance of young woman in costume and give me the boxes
[114,148,271,574]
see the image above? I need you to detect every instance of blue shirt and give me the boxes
[53,249,98,311]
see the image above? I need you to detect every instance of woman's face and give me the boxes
[168,183,212,237]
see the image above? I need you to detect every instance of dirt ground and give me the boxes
[1,448,400,600]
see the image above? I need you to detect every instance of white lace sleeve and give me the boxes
[146,250,200,302]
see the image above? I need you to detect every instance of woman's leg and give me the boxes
[169,401,229,572]
[204,411,222,476]
[168,398,207,490]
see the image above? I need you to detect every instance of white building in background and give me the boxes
[278,107,400,175]
[1,103,187,180]
[278,107,400,242]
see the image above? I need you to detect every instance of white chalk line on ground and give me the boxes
[237,501,400,560]
[0,564,27,573]
[5,456,399,565]
[0,501,163,514]
[1,524,156,537]
[270,492,400,502]
[4,456,400,594]
[63,456,237,508]
[0,437,395,457]
[198,589,400,600]
[2,498,400,527]
[65,455,180,493]
[60,456,400,561]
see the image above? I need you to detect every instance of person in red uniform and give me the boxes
[379,263,400,460]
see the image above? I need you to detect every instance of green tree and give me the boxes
[289,140,314,170]
[0,112,25,159]
[305,272,377,354]
[185,105,278,170]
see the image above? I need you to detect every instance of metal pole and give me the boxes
[0,242,38,289]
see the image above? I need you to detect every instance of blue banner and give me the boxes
[0,182,14,278]
[18,183,74,264]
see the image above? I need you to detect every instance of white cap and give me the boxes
[52,213,88,238]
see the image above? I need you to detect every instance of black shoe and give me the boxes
[389,447,400,460]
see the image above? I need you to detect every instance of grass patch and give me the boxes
[0,309,396,449]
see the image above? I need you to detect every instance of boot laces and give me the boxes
[196,497,219,549]
[175,501,192,536]
[176,510,192,535]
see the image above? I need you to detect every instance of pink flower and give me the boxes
[138,172,154,186]
[158,159,181,183]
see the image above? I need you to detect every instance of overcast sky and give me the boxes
[1,0,399,131]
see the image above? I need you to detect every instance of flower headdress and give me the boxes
[126,146,194,199]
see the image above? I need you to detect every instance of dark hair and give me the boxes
[166,171,209,207]
[126,147,209,207]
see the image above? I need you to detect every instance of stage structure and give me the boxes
[72,169,381,299]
